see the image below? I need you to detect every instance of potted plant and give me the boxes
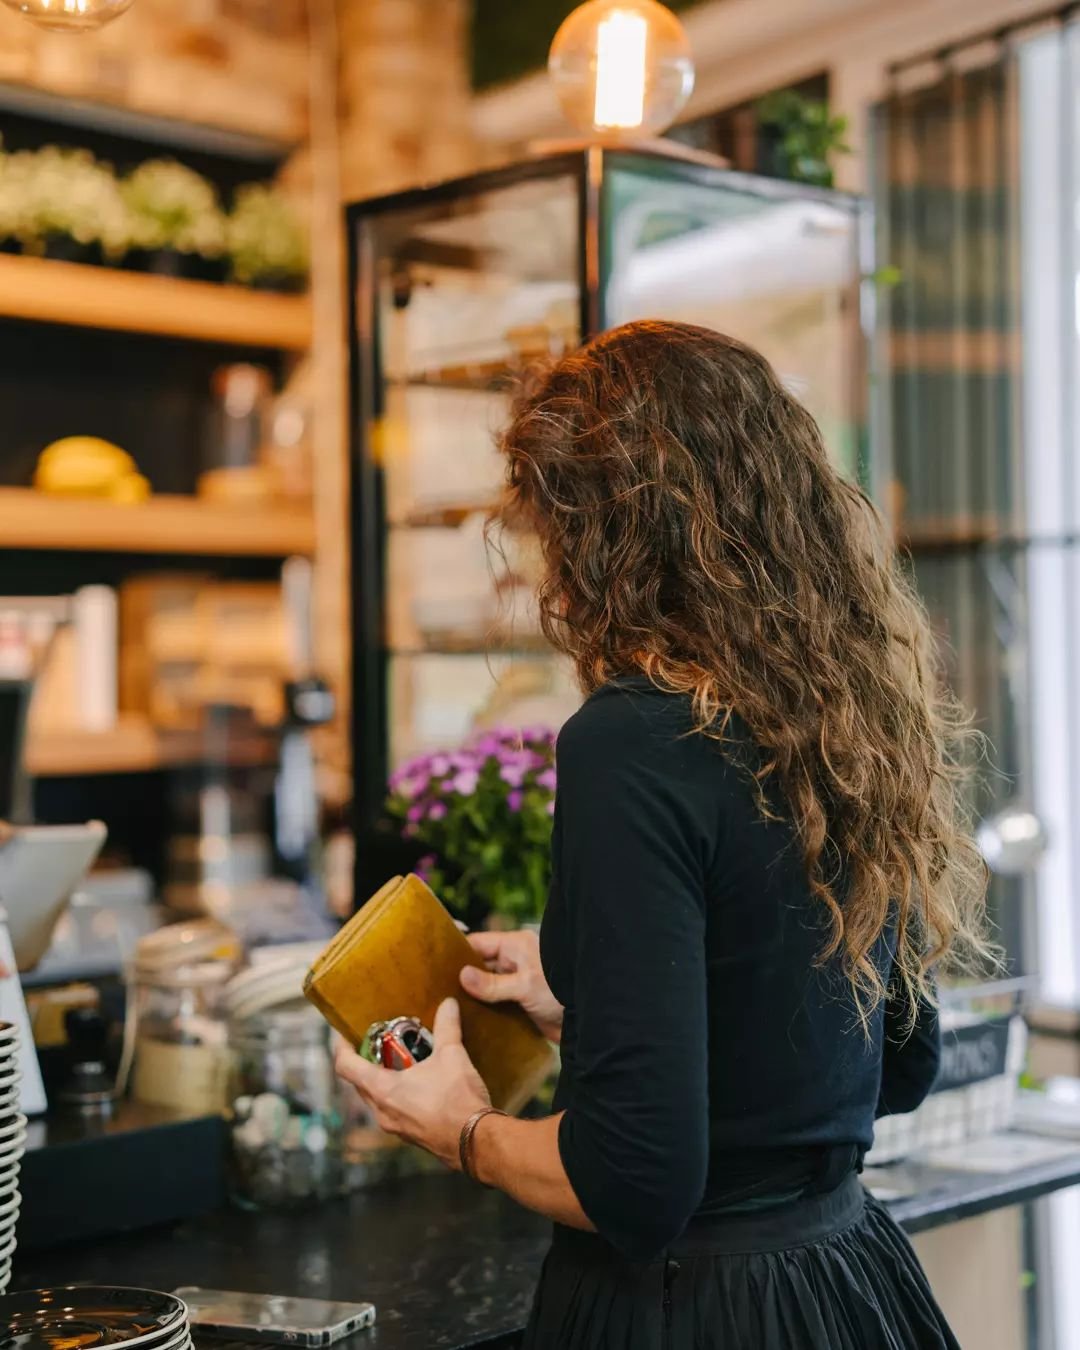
[121,158,227,281]
[385,726,557,928]
[754,91,851,189]
[0,139,26,254]
[226,182,308,292]
[11,145,130,264]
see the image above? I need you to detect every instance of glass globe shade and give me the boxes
[1,0,134,31]
[548,0,695,141]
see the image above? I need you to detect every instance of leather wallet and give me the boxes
[303,873,554,1114]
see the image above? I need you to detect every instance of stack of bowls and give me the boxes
[0,1287,192,1350]
[0,1021,26,1294]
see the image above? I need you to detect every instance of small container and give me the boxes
[132,920,239,1116]
[227,1006,345,1209]
[132,958,234,1116]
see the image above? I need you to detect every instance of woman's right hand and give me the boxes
[460,929,564,1044]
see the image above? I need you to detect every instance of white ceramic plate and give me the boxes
[147,1328,193,1350]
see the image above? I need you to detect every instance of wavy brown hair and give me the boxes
[498,319,992,1022]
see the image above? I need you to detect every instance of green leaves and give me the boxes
[755,91,851,190]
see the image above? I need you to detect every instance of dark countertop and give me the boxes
[12,1133,1080,1350]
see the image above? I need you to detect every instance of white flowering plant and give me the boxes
[385,726,557,925]
[0,144,130,259]
[227,182,308,289]
[121,158,227,259]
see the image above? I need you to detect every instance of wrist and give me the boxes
[460,1106,507,1185]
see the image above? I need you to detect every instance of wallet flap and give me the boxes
[304,873,553,1114]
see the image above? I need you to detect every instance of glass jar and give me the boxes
[227,1006,345,1209]
[132,960,233,1116]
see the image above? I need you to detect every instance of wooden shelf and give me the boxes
[27,715,276,777]
[0,254,311,350]
[897,517,1004,552]
[0,489,315,557]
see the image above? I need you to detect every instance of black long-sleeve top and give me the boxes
[540,678,940,1262]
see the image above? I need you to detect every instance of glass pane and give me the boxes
[908,547,1027,963]
[388,652,581,770]
[365,173,583,771]
[602,160,865,479]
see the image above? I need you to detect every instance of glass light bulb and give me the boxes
[548,0,695,141]
[1,0,134,31]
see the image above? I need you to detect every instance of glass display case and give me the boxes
[347,147,868,884]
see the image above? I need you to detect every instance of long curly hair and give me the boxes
[498,319,992,1022]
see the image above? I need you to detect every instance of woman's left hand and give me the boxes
[334,998,490,1170]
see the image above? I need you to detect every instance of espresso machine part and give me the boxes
[56,1007,117,1117]
[165,777,272,919]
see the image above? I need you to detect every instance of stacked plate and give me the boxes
[0,1022,26,1295]
[224,940,326,1022]
[0,1287,192,1350]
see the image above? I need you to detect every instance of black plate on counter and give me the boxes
[0,1287,186,1350]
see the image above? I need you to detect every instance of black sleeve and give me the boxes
[554,703,711,1262]
[876,975,941,1119]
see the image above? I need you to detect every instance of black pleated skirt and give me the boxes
[522,1176,959,1349]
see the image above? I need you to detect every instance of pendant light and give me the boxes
[1,0,134,32]
[548,0,695,142]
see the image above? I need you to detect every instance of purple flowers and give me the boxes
[384,726,559,923]
[451,769,480,795]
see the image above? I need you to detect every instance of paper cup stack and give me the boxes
[0,1287,193,1350]
[0,1021,26,1294]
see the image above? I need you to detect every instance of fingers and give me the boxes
[465,930,505,960]
[433,996,462,1047]
[460,963,525,1004]
[334,1042,384,1097]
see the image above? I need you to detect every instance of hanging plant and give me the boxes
[755,91,851,189]
[121,158,227,280]
[226,183,309,292]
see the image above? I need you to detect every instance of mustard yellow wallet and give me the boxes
[303,873,554,1114]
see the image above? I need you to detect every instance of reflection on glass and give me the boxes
[368,175,582,769]
[602,163,864,478]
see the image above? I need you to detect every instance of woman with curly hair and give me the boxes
[335,320,993,1348]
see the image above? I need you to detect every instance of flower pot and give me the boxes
[187,255,228,285]
[124,247,223,282]
[124,246,185,278]
[245,271,307,295]
[42,235,103,266]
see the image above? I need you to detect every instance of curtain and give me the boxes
[873,54,1026,965]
